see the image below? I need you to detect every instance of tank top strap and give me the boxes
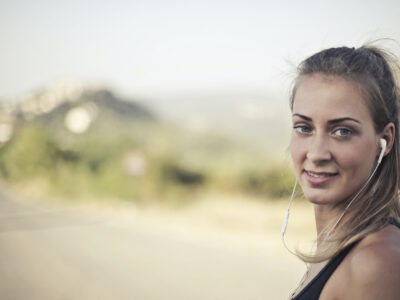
[389,218,400,228]
[292,242,358,300]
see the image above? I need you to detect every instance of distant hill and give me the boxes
[0,85,157,143]
[33,88,156,135]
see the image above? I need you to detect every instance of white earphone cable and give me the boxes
[281,178,298,257]
[325,156,382,239]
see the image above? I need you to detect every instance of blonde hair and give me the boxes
[290,44,400,263]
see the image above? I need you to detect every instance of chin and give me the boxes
[304,190,349,207]
[307,198,332,206]
[303,191,336,205]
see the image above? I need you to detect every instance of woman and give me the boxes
[283,45,400,299]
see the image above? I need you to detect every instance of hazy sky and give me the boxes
[1,0,400,101]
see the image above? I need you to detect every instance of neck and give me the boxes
[314,204,344,247]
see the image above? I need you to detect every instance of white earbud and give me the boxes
[378,138,387,164]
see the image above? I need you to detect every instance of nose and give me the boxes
[306,134,332,164]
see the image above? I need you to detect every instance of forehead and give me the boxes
[292,74,373,122]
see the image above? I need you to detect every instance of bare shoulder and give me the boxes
[344,224,400,299]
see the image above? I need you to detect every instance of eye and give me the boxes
[333,128,352,137]
[293,125,312,135]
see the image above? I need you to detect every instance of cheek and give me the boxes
[335,143,377,177]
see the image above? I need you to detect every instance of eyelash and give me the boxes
[333,128,353,137]
[293,125,312,134]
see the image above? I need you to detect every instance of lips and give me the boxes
[304,170,338,185]
[306,170,337,177]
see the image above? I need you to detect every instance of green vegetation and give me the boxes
[0,120,295,204]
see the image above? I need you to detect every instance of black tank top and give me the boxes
[292,218,400,300]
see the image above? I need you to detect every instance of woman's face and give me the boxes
[290,74,380,207]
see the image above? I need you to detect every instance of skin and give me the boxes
[290,73,400,299]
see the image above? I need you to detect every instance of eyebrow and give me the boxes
[292,113,361,124]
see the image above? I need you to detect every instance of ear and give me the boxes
[381,122,396,156]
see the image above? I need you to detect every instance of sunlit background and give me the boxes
[0,0,399,299]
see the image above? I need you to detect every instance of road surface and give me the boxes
[0,191,305,300]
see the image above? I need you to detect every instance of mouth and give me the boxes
[303,170,338,185]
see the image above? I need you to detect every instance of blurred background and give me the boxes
[0,0,399,299]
